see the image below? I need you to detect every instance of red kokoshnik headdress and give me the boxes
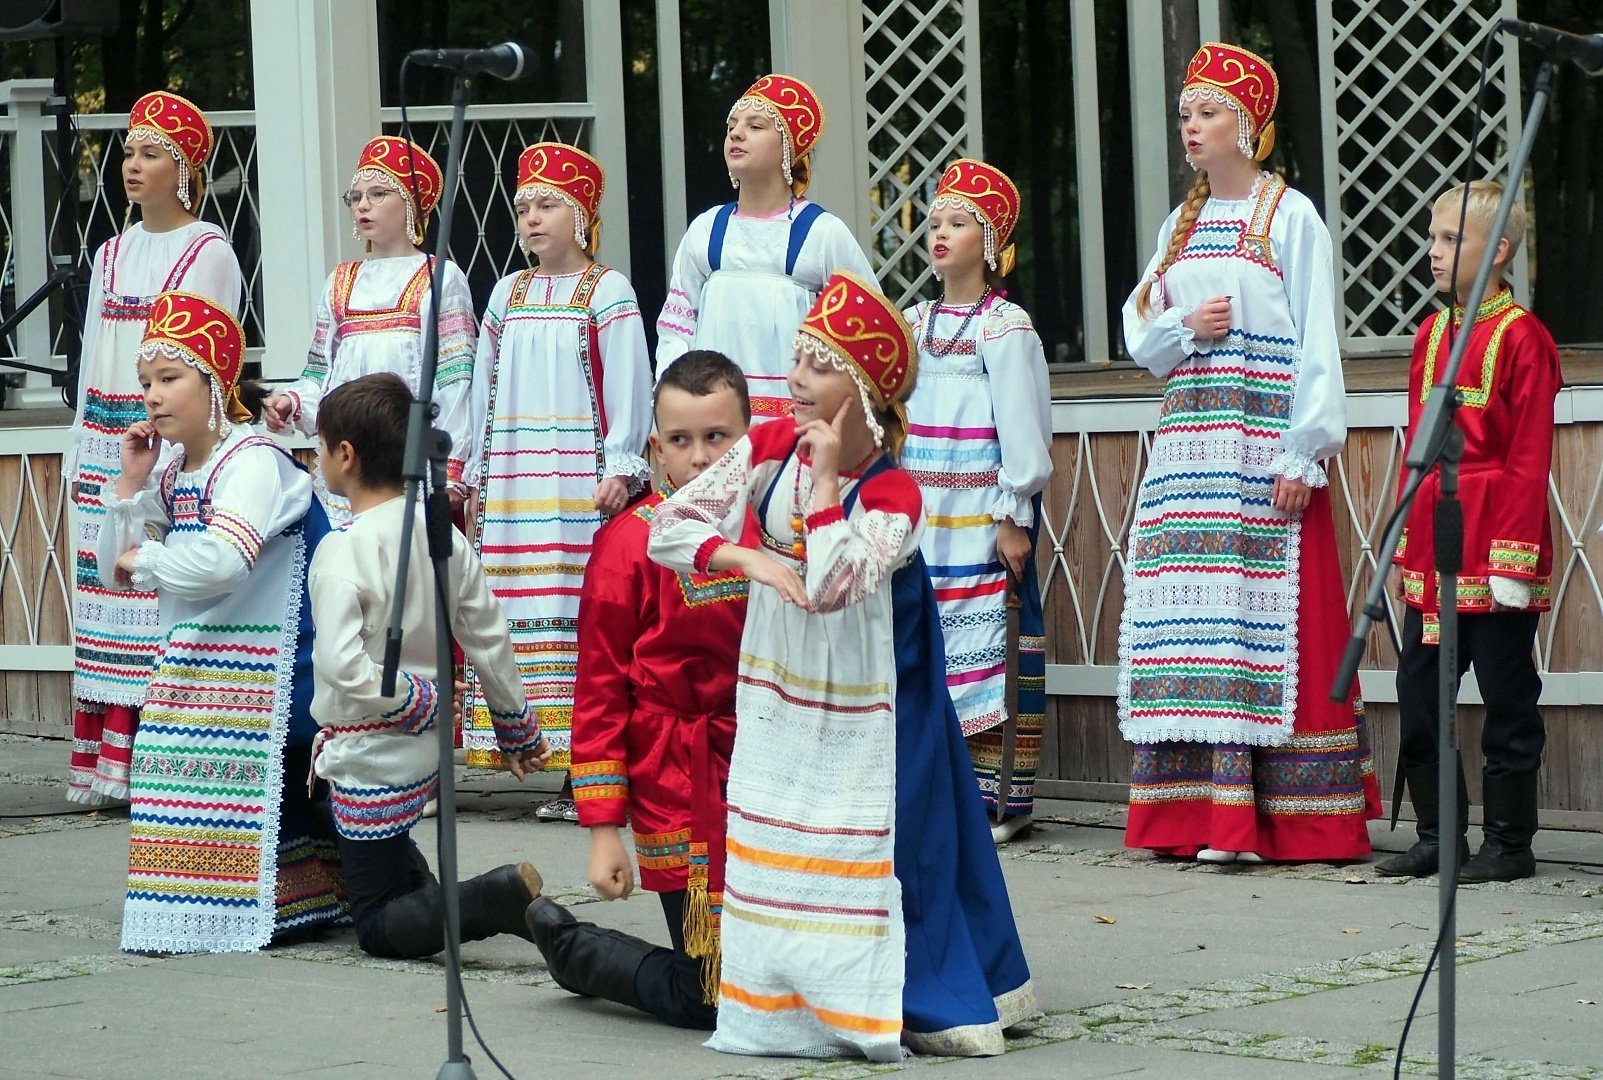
[1181,42,1280,161]
[729,74,825,194]
[932,158,1022,275]
[137,290,249,431]
[351,136,444,246]
[793,271,917,448]
[516,142,606,256]
[127,91,213,212]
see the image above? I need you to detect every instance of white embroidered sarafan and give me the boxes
[1117,176,1347,747]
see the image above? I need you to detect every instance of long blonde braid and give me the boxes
[1134,171,1212,319]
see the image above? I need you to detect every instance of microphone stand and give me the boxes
[1331,58,1559,1080]
[377,70,478,1080]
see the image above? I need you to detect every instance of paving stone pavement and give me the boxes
[3,733,1601,1078]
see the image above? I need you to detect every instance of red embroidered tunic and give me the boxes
[1396,288,1561,642]
[570,491,752,893]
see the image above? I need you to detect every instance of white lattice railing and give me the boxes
[1316,0,1528,354]
[862,0,984,308]
[1038,390,1603,705]
[0,90,596,391]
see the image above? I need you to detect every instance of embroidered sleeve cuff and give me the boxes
[990,491,1035,527]
[603,451,652,487]
[1269,448,1328,488]
[1488,539,1541,580]
[381,674,439,734]
[129,539,166,591]
[1174,304,1211,356]
[571,761,629,826]
[1394,528,1408,564]
[805,505,846,531]
[1490,575,1532,609]
[287,391,303,423]
[447,458,465,485]
[693,536,729,574]
[491,705,542,755]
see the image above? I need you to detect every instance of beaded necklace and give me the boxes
[922,287,991,357]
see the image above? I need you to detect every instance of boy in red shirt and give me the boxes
[1381,180,1561,883]
[525,351,753,1028]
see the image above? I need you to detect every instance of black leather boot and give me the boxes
[1459,770,1539,883]
[379,862,542,958]
[1375,760,1470,877]
[525,897,654,1011]
[459,862,543,942]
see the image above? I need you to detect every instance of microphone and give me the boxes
[406,42,530,81]
[1499,18,1603,74]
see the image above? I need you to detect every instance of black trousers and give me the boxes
[336,830,435,957]
[636,890,718,1030]
[1395,606,1545,776]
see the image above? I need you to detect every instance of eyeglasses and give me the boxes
[341,188,395,208]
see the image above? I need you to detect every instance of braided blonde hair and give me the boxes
[1134,171,1212,319]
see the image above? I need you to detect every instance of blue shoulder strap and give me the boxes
[707,202,739,272]
[785,202,826,277]
[756,441,798,524]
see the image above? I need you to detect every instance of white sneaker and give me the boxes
[991,815,1033,845]
[1197,847,1238,863]
[1236,851,1264,864]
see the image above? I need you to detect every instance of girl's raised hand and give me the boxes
[797,398,850,485]
[120,420,161,488]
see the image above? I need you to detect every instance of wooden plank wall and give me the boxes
[0,451,73,738]
[1036,416,1603,823]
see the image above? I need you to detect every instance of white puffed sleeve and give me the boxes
[460,274,515,490]
[1121,208,1209,378]
[123,440,311,602]
[655,211,714,373]
[428,261,480,485]
[1271,193,1346,485]
[95,475,170,589]
[801,473,924,613]
[807,211,876,283]
[63,241,112,486]
[176,229,245,318]
[592,270,652,487]
[648,433,758,574]
[981,307,1054,526]
[282,270,340,437]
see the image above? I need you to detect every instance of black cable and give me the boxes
[398,56,517,1080]
[1395,887,1460,1079]
[1391,25,1502,1077]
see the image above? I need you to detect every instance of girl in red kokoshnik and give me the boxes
[65,91,243,806]
[1118,43,1380,864]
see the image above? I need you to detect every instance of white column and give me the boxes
[1069,7,1111,366]
[249,0,381,381]
[1127,0,1172,261]
[585,0,633,278]
[768,0,873,244]
[655,0,688,273]
[1,80,58,403]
